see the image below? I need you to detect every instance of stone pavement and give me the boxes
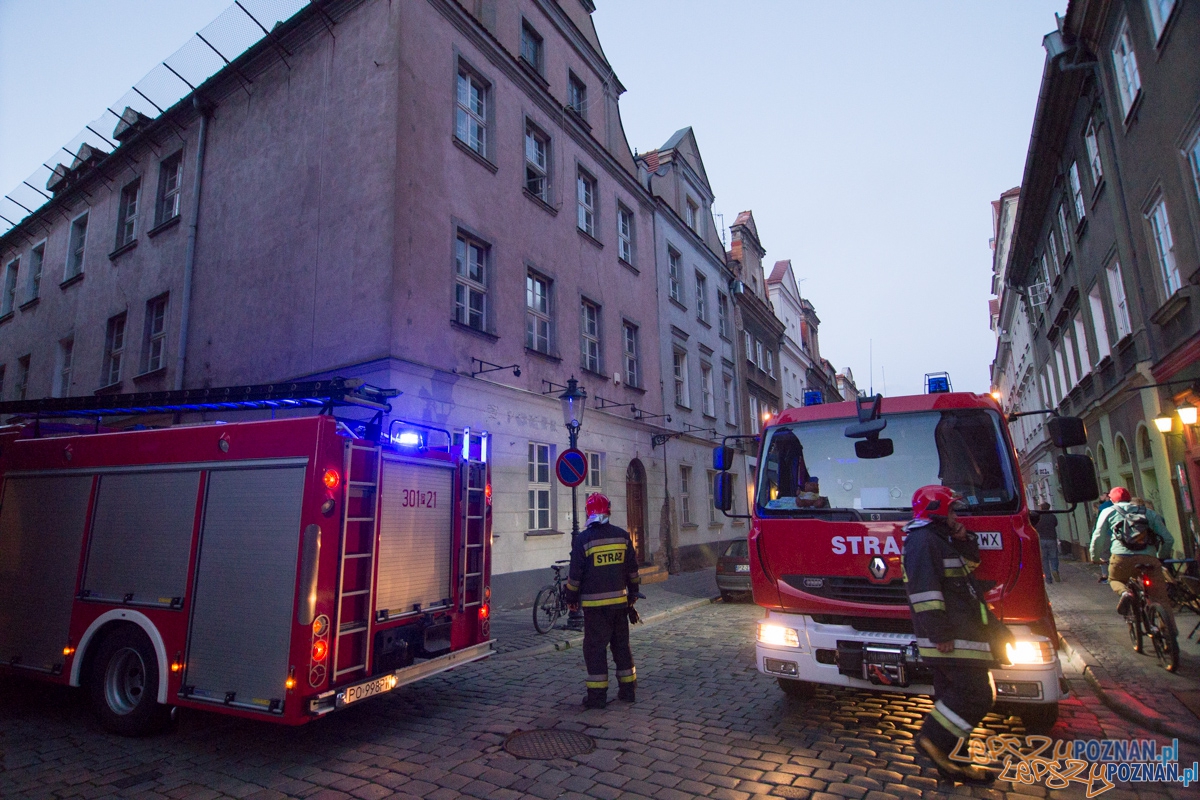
[1048,558,1200,744]
[3,598,1199,799]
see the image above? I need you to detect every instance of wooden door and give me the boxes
[626,459,648,564]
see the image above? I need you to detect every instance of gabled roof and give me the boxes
[731,210,762,251]
[658,126,712,191]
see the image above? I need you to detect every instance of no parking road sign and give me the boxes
[556,448,588,487]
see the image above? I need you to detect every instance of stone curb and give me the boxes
[1058,630,1200,746]
[493,595,719,661]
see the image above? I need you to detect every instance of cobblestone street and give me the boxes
[2,599,1197,800]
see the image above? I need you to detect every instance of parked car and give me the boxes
[716,538,751,602]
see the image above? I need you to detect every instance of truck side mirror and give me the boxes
[1048,416,1087,448]
[713,445,734,471]
[713,472,734,511]
[1057,453,1099,503]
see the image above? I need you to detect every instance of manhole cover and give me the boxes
[503,729,595,759]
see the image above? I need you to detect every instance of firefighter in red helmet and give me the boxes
[564,492,641,709]
[903,485,1010,785]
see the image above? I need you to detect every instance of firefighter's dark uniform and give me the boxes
[903,517,999,754]
[565,520,640,706]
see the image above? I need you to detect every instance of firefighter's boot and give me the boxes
[917,735,995,785]
[583,689,607,709]
[617,683,635,703]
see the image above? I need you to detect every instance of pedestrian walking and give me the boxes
[1034,502,1060,583]
[903,485,1006,785]
[564,492,640,709]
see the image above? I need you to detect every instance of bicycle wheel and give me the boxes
[533,585,562,634]
[1147,604,1180,673]
[1127,607,1143,653]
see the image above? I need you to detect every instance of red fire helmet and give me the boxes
[910,485,962,520]
[585,492,611,517]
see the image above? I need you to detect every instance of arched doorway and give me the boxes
[626,459,648,564]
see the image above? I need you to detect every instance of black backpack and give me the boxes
[1112,505,1160,550]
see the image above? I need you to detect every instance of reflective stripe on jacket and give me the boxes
[567,521,640,608]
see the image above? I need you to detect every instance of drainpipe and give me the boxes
[174,97,211,390]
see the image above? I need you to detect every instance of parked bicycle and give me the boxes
[533,560,572,634]
[1164,557,1200,641]
[1122,562,1180,672]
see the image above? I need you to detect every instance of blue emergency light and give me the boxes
[803,390,824,406]
[925,372,952,394]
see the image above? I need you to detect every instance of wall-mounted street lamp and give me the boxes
[1154,415,1175,433]
[1178,403,1197,426]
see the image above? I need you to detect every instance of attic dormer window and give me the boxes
[686,199,698,231]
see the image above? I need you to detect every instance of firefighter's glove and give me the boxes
[564,588,580,607]
[627,605,642,625]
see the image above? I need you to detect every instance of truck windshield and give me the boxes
[757,408,1019,515]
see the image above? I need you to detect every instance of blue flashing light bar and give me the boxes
[803,390,824,406]
[394,430,421,447]
[925,372,952,394]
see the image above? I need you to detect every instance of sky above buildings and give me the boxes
[0,0,1066,397]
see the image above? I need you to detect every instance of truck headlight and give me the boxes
[1005,639,1055,665]
[757,623,799,648]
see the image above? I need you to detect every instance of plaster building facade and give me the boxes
[1003,0,1199,557]
[765,259,815,410]
[727,212,784,433]
[0,0,677,607]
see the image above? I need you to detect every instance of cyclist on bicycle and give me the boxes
[1089,487,1175,614]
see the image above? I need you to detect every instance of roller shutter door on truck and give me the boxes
[184,465,306,712]
[375,456,455,617]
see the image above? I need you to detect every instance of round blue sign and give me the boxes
[556,448,588,487]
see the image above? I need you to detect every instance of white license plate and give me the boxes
[977,532,1003,550]
[735,564,750,573]
[337,674,397,708]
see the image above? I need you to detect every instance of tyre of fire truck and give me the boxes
[87,625,171,736]
[998,702,1058,735]
[776,677,817,699]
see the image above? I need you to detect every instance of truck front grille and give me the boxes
[783,575,909,606]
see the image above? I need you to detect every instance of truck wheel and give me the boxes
[88,627,170,736]
[777,677,816,699]
[1017,703,1059,734]
[720,591,734,603]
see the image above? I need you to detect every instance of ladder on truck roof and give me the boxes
[333,440,382,680]
[460,431,488,612]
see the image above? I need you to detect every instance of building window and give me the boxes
[577,168,596,236]
[528,443,552,530]
[1073,314,1091,376]
[1088,285,1111,361]
[525,123,549,201]
[686,199,698,231]
[584,452,603,489]
[155,152,182,226]
[526,272,551,353]
[1047,234,1060,277]
[755,340,764,371]
[27,242,44,302]
[15,355,29,401]
[54,339,73,398]
[765,349,774,378]
[617,205,633,264]
[1084,120,1103,185]
[143,294,168,373]
[581,298,600,372]
[679,466,692,525]
[1146,0,1176,42]
[1069,162,1085,223]
[673,349,690,408]
[1147,198,1179,297]
[695,272,708,322]
[1106,262,1132,339]
[723,374,736,425]
[707,470,718,524]
[102,313,126,387]
[116,179,139,248]
[1057,205,1072,255]
[66,212,88,280]
[622,321,640,387]
[2,258,18,316]
[1187,128,1200,205]
[745,332,754,364]
[1111,18,1141,117]
[749,395,760,430]
[568,72,587,119]
[455,67,488,156]
[520,20,543,73]
[455,233,488,331]
[667,248,682,302]
[701,362,715,417]
[717,292,730,339]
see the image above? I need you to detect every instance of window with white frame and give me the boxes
[679,466,693,525]
[686,199,698,231]
[1111,18,1141,117]
[15,355,29,401]
[695,272,707,321]
[668,248,682,303]
[455,233,488,331]
[765,349,774,378]
[745,332,754,364]
[707,469,718,524]
[701,362,715,417]
[673,349,690,407]
[1069,162,1086,223]
[1147,197,1180,297]
[584,451,603,489]
[1073,313,1091,376]
[1039,254,1050,287]
[115,179,139,249]
[526,271,551,353]
[581,298,600,372]
[723,373,736,425]
[749,395,760,429]
[1084,120,1103,184]
[1187,127,1200,204]
[54,339,73,398]
[143,293,168,373]
[456,67,488,156]
[102,313,126,387]
[525,123,549,201]
[1047,234,1060,277]
[520,20,543,73]
[1107,262,1132,339]
[1146,0,1176,42]
[1057,205,1072,255]
[2,258,18,316]
[617,205,633,264]
[717,292,730,339]
[755,340,764,371]
[577,168,596,236]
[528,443,552,530]
[623,321,640,387]
[66,212,88,280]
[27,242,44,303]
[1059,340,1076,391]
[1088,285,1111,361]
[568,72,587,119]
[155,152,182,226]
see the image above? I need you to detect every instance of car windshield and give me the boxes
[723,539,748,559]
[757,408,1019,515]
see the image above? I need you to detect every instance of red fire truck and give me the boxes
[713,387,1097,733]
[0,380,493,735]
